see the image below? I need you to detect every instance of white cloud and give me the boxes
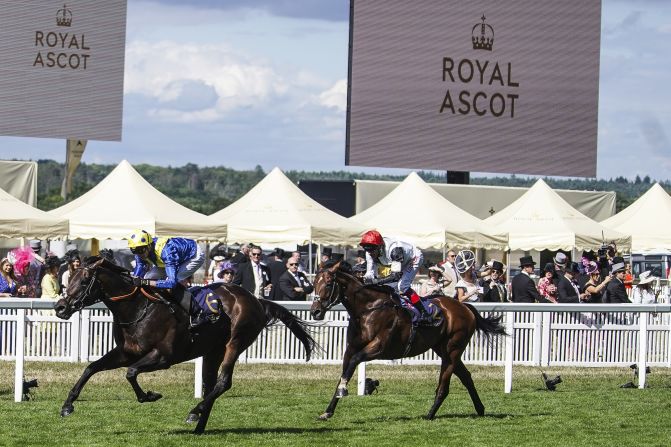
[317,79,347,112]
[125,40,289,121]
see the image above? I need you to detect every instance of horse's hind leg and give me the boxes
[187,340,246,434]
[61,347,131,417]
[125,348,170,403]
[426,355,455,420]
[453,359,485,416]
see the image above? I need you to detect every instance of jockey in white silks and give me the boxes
[360,230,433,323]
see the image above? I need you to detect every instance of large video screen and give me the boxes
[0,1,127,141]
[346,0,601,177]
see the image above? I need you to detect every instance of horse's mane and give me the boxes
[83,256,131,276]
[326,260,396,296]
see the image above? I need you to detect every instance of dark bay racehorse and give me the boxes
[310,261,506,420]
[54,257,316,434]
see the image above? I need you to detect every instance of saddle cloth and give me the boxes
[188,284,221,316]
[397,293,444,327]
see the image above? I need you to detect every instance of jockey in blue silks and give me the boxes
[127,229,204,289]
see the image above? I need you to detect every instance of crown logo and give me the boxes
[471,14,494,51]
[56,4,72,27]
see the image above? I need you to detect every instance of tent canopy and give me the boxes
[484,179,630,252]
[49,160,225,241]
[211,167,365,246]
[601,183,671,253]
[350,172,503,249]
[0,186,68,239]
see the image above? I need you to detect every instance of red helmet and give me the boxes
[360,230,383,247]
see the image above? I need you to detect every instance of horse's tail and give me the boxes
[258,299,319,362]
[463,303,507,340]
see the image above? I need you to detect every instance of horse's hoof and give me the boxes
[60,405,74,417]
[140,391,163,403]
[424,414,435,421]
[317,412,333,421]
[335,388,348,398]
[186,413,199,424]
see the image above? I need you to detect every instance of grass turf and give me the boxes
[1,361,670,446]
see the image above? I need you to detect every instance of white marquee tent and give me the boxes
[0,186,68,239]
[211,167,365,246]
[601,183,671,253]
[483,179,630,251]
[49,160,225,241]
[350,172,504,249]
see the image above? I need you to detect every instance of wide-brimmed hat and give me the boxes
[585,261,600,275]
[519,256,536,267]
[428,265,444,275]
[638,271,658,285]
[611,256,625,273]
[553,252,568,268]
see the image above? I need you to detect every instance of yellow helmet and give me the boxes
[128,229,153,249]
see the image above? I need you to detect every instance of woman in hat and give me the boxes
[582,261,612,304]
[40,255,62,298]
[60,254,81,292]
[537,263,558,303]
[454,250,481,302]
[481,261,508,302]
[632,271,658,304]
[214,261,236,285]
[420,265,451,297]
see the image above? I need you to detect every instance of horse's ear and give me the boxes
[331,260,342,272]
[90,258,105,269]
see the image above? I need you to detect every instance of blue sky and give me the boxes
[0,0,669,180]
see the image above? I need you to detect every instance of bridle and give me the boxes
[316,269,344,312]
[69,267,103,314]
[68,264,159,326]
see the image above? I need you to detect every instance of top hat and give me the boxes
[491,260,504,272]
[553,252,568,268]
[29,240,42,250]
[322,247,333,257]
[272,248,285,259]
[519,256,536,267]
[611,256,625,273]
[567,262,581,274]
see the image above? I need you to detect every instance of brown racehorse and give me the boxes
[310,261,506,420]
[54,257,316,434]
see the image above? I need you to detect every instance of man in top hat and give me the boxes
[266,248,287,301]
[604,256,630,303]
[354,249,366,268]
[556,262,582,303]
[320,247,333,264]
[511,256,550,303]
[481,260,508,302]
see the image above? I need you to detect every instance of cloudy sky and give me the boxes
[0,0,669,180]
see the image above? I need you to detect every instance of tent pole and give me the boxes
[309,242,313,275]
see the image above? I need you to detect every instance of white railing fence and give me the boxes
[2,299,671,401]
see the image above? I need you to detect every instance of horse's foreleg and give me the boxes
[61,347,131,417]
[319,342,381,421]
[453,359,485,416]
[125,348,169,403]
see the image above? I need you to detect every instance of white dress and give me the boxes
[455,278,480,302]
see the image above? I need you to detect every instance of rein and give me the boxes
[72,265,163,326]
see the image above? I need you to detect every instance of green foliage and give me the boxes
[1,362,671,446]
[35,160,671,214]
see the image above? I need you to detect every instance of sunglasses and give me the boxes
[251,252,262,257]
[289,263,299,266]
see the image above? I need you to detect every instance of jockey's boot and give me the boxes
[404,289,433,325]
